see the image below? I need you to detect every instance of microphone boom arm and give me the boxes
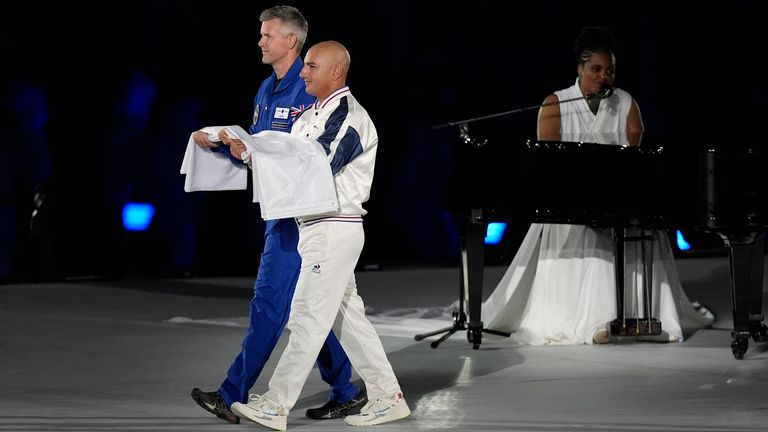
[432,95,589,131]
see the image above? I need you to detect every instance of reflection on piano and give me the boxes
[431,140,768,359]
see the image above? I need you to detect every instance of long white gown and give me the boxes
[481,81,712,345]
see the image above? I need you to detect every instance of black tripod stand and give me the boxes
[415,210,511,349]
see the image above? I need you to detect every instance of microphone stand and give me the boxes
[434,88,612,146]
[432,95,588,131]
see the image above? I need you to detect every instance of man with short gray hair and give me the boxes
[190,6,364,425]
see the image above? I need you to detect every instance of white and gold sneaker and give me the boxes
[231,394,287,431]
[344,392,411,426]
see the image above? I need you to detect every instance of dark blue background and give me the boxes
[2,1,765,281]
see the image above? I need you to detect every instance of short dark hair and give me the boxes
[574,26,617,64]
[260,5,309,53]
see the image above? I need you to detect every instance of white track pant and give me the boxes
[265,222,401,411]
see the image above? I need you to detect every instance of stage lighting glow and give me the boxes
[676,230,691,250]
[485,222,506,245]
[123,203,155,231]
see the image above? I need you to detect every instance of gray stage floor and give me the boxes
[2,256,768,431]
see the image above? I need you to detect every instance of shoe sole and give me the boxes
[190,391,239,424]
[231,402,287,431]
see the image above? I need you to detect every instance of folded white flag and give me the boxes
[180,126,339,220]
[224,126,339,220]
[180,126,247,192]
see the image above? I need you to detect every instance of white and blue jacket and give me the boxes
[292,87,378,220]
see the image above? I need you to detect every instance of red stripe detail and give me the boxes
[320,87,350,109]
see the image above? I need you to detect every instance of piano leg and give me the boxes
[721,232,766,359]
[614,228,625,332]
[747,234,768,344]
[609,228,662,337]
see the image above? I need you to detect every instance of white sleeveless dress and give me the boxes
[481,80,711,345]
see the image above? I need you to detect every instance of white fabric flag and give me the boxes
[224,127,339,220]
[180,127,248,192]
[180,126,339,220]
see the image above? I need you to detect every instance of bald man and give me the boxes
[230,41,411,430]
[190,8,364,425]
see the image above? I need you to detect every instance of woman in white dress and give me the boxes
[481,27,712,345]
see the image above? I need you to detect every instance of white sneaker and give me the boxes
[231,394,287,431]
[592,328,611,344]
[344,392,411,426]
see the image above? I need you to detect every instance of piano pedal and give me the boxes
[609,318,662,337]
[731,334,749,360]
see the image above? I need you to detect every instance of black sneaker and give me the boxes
[305,390,367,420]
[190,388,240,424]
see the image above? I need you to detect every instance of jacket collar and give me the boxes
[269,57,304,94]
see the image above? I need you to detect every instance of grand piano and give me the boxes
[417,138,768,359]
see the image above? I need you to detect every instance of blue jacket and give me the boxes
[215,57,314,160]
[249,57,315,134]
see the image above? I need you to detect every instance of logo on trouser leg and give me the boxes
[312,263,321,274]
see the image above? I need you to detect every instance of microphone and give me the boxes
[585,85,614,100]
[592,84,614,100]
